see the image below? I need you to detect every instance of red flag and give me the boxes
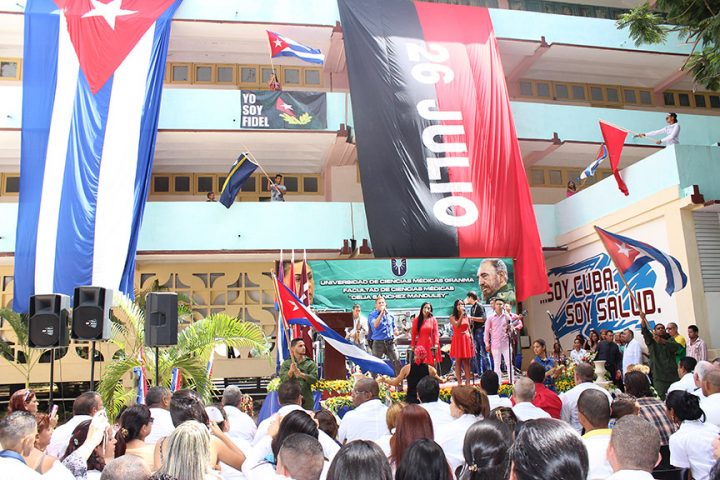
[599,121,629,196]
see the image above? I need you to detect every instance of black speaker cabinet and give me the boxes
[72,286,112,341]
[145,292,178,347]
[29,294,71,348]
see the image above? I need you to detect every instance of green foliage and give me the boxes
[617,0,720,90]
[0,308,45,387]
[98,293,270,419]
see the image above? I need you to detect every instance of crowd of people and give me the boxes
[1,346,719,480]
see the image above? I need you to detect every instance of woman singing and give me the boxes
[449,299,475,385]
[411,302,441,367]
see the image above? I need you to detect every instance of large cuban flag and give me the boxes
[14,0,182,312]
[595,226,688,296]
[274,277,394,376]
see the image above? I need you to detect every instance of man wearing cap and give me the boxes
[636,113,680,145]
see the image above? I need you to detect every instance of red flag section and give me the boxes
[599,121,629,196]
[412,3,547,301]
[266,30,289,57]
[595,226,640,273]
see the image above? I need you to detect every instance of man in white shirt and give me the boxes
[700,368,720,427]
[636,112,680,146]
[338,377,389,443]
[480,371,512,410]
[693,360,714,400]
[0,411,43,478]
[47,391,103,458]
[606,416,661,480]
[561,362,612,434]
[417,376,453,433]
[668,357,698,394]
[622,329,642,374]
[243,432,325,480]
[144,386,174,445]
[254,381,305,445]
[222,385,257,443]
[578,389,613,480]
[101,455,151,480]
[512,377,550,421]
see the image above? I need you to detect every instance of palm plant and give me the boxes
[98,293,269,419]
[0,308,45,387]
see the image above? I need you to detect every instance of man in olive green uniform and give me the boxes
[640,313,679,399]
[478,259,516,306]
[279,337,318,410]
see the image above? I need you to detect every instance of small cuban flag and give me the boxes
[595,226,688,296]
[267,30,325,65]
[576,144,608,182]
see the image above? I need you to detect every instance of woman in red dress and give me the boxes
[449,299,475,385]
[411,302,441,366]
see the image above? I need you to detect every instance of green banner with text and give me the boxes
[309,258,515,316]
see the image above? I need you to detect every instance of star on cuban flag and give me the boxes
[595,226,688,296]
[13,0,183,312]
[266,30,325,65]
[274,276,394,376]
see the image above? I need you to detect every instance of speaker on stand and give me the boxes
[144,292,178,386]
[72,287,112,390]
[28,294,71,407]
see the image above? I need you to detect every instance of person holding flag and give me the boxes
[635,113,680,146]
[279,337,318,410]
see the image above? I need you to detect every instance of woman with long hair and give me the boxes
[389,405,434,470]
[449,299,474,385]
[459,420,512,480]
[379,345,443,404]
[584,330,600,353]
[411,302,441,366]
[151,420,221,480]
[395,439,451,480]
[436,386,490,473]
[666,391,718,480]
[119,404,155,472]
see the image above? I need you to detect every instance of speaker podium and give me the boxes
[318,311,353,380]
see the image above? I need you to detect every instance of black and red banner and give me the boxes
[338,0,548,301]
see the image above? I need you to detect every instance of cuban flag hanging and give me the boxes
[267,31,325,65]
[14,0,183,312]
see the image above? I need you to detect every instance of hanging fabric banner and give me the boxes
[338,0,547,301]
[240,91,327,129]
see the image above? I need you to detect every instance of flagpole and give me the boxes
[272,272,296,366]
[241,145,278,192]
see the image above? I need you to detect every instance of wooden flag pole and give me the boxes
[599,119,641,137]
[241,145,276,188]
[272,271,296,366]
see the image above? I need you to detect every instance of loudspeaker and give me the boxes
[72,286,112,341]
[145,292,178,347]
[28,294,71,348]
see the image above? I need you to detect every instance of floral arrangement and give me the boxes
[439,387,452,403]
[581,351,597,363]
[498,383,514,398]
[324,395,353,413]
[267,377,281,392]
[314,380,354,396]
[239,393,254,417]
[554,361,576,393]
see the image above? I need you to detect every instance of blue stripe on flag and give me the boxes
[14,0,61,312]
[53,71,112,295]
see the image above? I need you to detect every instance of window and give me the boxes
[261,67,275,85]
[0,59,20,80]
[241,176,256,192]
[303,176,319,193]
[153,176,170,193]
[530,169,545,186]
[548,169,563,185]
[217,65,236,84]
[304,69,322,86]
[571,85,587,100]
[240,66,259,86]
[536,82,551,98]
[623,89,636,104]
[174,175,191,193]
[283,68,301,86]
[709,95,720,109]
[519,81,533,97]
[590,87,603,102]
[695,94,706,108]
[663,92,675,106]
[194,64,214,83]
[678,93,690,107]
[639,90,652,105]
[171,64,190,83]
[284,176,299,192]
[196,175,215,193]
[2,175,19,195]
[555,84,569,100]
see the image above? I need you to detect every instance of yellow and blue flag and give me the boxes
[219,153,258,208]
